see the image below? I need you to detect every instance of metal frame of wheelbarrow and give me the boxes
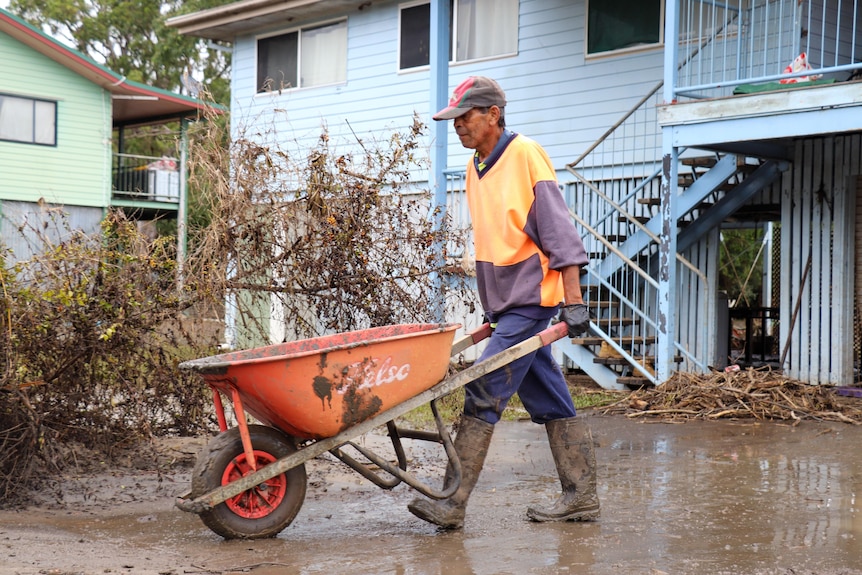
[175,321,568,515]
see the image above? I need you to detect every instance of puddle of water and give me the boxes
[596,420,862,574]
[3,417,862,575]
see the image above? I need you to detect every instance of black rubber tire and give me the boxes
[191,425,307,539]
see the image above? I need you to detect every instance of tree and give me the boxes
[8,0,230,105]
[719,227,768,307]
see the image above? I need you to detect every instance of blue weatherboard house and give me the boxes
[169,0,862,389]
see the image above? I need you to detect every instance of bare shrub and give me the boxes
[0,210,215,503]
[184,113,473,344]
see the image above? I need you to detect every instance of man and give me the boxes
[408,76,600,529]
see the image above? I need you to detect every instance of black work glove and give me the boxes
[560,303,590,337]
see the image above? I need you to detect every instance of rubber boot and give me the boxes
[407,415,494,529]
[526,416,600,522]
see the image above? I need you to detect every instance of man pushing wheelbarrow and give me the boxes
[177,76,598,541]
[408,76,600,529]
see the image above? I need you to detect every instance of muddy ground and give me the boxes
[1,414,861,575]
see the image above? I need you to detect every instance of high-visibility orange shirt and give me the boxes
[466,132,588,320]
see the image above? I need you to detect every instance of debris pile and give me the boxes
[600,367,862,425]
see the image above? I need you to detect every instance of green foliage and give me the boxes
[719,227,768,307]
[8,0,231,105]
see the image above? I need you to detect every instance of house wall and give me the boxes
[229,0,664,179]
[0,32,112,209]
[779,134,860,385]
[1,199,103,262]
[226,0,668,348]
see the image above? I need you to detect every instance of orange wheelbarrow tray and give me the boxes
[175,321,568,539]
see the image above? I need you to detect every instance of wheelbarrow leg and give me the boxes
[230,387,258,471]
[329,399,463,499]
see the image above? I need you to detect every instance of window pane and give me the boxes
[587,0,662,55]
[258,32,298,92]
[0,96,34,142]
[400,3,431,69]
[34,100,56,145]
[456,0,518,61]
[301,20,347,87]
[397,1,455,70]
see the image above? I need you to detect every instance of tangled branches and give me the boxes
[185,113,472,343]
[0,211,216,503]
[601,368,862,425]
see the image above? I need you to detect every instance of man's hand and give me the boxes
[560,303,591,337]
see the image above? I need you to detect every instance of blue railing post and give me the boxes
[429,0,450,323]
[657,0,681,383]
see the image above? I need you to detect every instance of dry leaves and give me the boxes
[600,367,862,425]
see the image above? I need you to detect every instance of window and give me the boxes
[398,0,518,71]
[0,95,56,146]
[257,19,347,93]
[587,0,663,56]
[400,3,439,70]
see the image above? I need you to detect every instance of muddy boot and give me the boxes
[407,415,494,529]
[526,416,600,522]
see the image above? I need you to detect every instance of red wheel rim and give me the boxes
[221,450,288,519]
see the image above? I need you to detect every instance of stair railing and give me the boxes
[564,83,712,381]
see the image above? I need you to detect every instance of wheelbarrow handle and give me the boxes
[540,320,569,346]
[450,322,493,356]
[451,320,567,357]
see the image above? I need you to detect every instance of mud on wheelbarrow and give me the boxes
[176,321,568,539]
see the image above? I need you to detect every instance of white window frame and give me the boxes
[397,0,519,72]
[585,0,665,59]
[0,94,57,146]
[255,18,348,94]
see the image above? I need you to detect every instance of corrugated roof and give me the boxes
[166,0,368,42]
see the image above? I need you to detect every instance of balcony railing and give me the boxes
[674,0,862,100]
[112,153,180,203]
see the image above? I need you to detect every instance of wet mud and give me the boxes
[1,415,860,575]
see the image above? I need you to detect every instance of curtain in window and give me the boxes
[0,96,34,142]
[258,33,298,92]
[34,101,55,145]
[456,0,518,61]
[301,20,348,87]
[588,0,661,54]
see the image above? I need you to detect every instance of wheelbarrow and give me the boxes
[176,320,569,539]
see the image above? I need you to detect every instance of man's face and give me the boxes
[453,107,498,152]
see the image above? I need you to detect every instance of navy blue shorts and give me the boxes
[464,312,577,425]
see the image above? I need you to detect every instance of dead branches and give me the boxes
[185,113,472,342]
[601,367,862,425]
[0,211,215,505]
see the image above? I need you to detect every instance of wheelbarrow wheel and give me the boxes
[191,424,307,539]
